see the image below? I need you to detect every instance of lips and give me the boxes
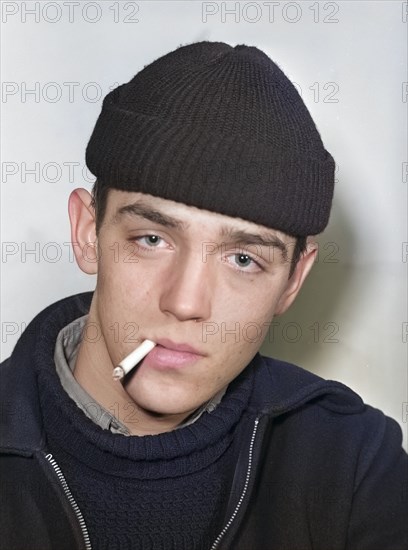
[141,338,205,370]
[154,338,204,355]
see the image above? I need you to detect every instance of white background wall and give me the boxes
[1,1,407,447]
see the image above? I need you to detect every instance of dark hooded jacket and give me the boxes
[1,292,407,549]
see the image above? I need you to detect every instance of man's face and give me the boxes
[76,189,313,418]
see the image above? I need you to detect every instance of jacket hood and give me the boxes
[0,292,364,455]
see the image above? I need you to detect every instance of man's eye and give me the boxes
[137,235,164,247]
[225,253,261,273]
[235,254,252,268]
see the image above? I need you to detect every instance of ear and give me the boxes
[68,188,98,275]
[274,239,318,316]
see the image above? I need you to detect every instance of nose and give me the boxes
[159,251,212,322]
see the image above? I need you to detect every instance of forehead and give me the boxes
[105,189,294,244]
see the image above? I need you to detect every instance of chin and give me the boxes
[123,380,200,417]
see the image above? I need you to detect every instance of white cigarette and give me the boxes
[112,339,156,381]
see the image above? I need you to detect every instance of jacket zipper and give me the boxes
[45,453,92,550]
[210,417,260,550]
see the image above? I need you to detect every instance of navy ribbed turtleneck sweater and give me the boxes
[34,306,255,549]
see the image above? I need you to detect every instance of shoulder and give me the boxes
[254,356,407,484]
[253,355,406,464]
[252,354,365,416]
[249,361,408,549]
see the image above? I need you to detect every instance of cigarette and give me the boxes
[112,339,156,381]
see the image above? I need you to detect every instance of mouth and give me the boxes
[141,338,206,370]
[154,338,204,355]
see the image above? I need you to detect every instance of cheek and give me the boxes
[211,286,282,337]
[95,260,157,342]
[205,286,283,365]
[98,249,163,300]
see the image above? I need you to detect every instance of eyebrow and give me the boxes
[111,201,188,231]
[112,201,288,261]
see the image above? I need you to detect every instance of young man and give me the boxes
[1,41,406,550]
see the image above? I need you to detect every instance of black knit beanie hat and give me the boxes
[86,41,335,236]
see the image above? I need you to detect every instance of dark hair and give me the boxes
[90,179,307,278]
[90,179,111,236]
[288,236,307,278]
